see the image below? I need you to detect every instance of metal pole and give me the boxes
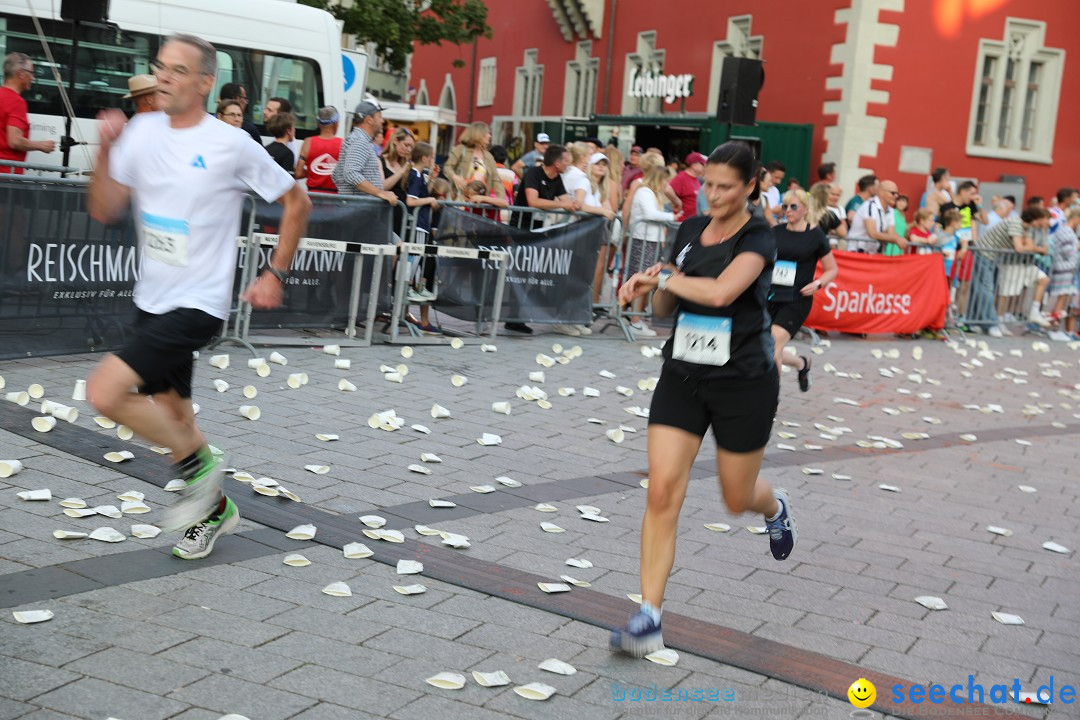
[60,19,80,175]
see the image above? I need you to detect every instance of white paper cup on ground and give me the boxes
[6,391,29,406]
[1,460,25,478]
[431,404,450,419]
[247,357,267,369]
[255,363,270,377]
[514,682,557,700]
[213,379,229,393]
[269,351,288,365]
[242,385,257,399]
[12,609,54,624]
[17,488,49,501]
[27,383,44,399]
[425,672,464,690]
[472,670,510,687]
[239,405,261,421]
[93,416,116,429]
[286,524,317,540]
[117,425,134,441]
[130,524,162,538]
[606,428,625,444]
[32,416,56,432]
[50,404,78,423]
[71,379,87,401]
[491,401,511,415]
[285,373,307,389]
[321,582,351,596]
[401,346,414,359]
[450,374,467,387]
[450,338,464,349]
[383,372,403,383]
[209,354,230,369]
[334,359,350,369]
[323,344,341,356]
[104,450,135,463]
[338,379,357,392]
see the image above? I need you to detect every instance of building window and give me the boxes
[477,57,496,107]
[514,49,543,117]
[707,16,763,115]
[564,41,598,118]
[416,80,430,106]
[439,73,456,111]
[621,31,665,115]
[966,18,1064,164]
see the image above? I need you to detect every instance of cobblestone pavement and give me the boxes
[0,328,1077,720]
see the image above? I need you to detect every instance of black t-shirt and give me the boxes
[382,157,409,234]
[661,216,777,380]
[511,165,567,229]
[242,119,263,144]
[769,223,832,303]
[265,142,294,176]
[939,201,979,230]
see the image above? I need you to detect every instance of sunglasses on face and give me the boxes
[783,204,801,211]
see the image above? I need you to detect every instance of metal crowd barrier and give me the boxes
[212,193,397,354]
[953,247,1049,334]
[400,202,603,339]
[0,160,86,177]
[613,217,679,342]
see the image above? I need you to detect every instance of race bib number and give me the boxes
[141,212,190,267]
[673,312,732,367]
[956,227,973,242]
[772,260,797,287]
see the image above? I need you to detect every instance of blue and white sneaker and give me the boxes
[766,488,797,560]
[610,610,664,657]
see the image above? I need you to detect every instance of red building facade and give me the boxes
[408,0,1077,203]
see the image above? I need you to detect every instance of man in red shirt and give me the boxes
[1,53,56,174]
[669,151,705,220]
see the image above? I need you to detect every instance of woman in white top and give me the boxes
[625,153,676,337]
[548,143,613,336]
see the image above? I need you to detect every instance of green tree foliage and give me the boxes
[299,0,492,72]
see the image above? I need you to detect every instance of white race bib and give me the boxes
[956,227,973,242]
[141,212,190,267]
[772,260,797,287]
[943,247,956,260]
[673,312,732,367]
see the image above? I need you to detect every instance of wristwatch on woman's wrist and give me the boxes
[657,269,673,291]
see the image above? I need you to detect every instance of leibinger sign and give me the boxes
[626,67,694,104]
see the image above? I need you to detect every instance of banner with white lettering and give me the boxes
[432,208,606,324]
[805,251,949,334]
[0,181,392,359]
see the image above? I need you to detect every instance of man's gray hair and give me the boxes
[3,52,31,80]
[165,34,217,79]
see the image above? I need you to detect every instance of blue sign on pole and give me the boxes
[343,54,356,92]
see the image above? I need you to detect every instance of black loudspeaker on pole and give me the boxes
[61,0,110,23]
[717,57,764,126]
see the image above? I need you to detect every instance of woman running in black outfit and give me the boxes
[768,188,838,391]
[611,142,797,657]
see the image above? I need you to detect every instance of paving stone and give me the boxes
[166,673,315,720]
[272,664,421,715]
[0,656,81,702]
[148,605,290,648]
[33,677,188,720]
[258,631,402,678]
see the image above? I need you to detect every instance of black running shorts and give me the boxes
[648,368,779,452]
[116,308,222,398]
[768,298,813,338]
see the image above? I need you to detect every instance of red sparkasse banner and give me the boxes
[805,251,949,334]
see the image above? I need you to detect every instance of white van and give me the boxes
[0,0,366,172]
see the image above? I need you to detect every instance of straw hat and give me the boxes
[123,74,157,99]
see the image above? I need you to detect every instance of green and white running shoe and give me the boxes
[172,496,239,560]
[163,450,224,532]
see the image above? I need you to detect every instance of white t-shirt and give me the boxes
[846,196,894,252]
[764,186,781,213]
[110,112,296,320]
[561,166,591,202]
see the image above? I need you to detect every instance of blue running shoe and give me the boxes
[610,610,664,657]
[767,488,798,560]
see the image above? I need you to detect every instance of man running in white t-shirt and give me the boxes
[86,34,311,560]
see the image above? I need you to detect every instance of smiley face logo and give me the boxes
[848,678,876,708]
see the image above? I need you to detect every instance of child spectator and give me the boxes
[884,195,909,256]
[264,112,295,175]
[404,144,442,332]
[908,209,936,254]
[937,208,967,279]
[463,179,509,221]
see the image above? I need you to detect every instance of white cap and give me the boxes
[588,152,609,165]
[537,132,551,143]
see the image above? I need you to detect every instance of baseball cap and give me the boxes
[584,136,604,147]
[630,145,643,154]
[353,99,383,119]
[588,152,609,166]
[536,132,551,143]
[685,151,707,166]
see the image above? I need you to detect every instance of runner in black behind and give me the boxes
[611,142,797,657]
[767,188,838,392]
